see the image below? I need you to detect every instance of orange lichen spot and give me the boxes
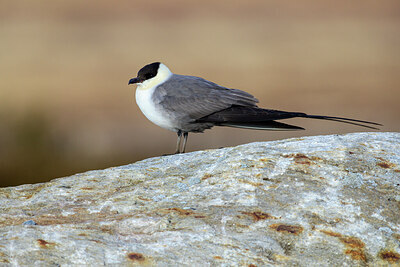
[213,256,223,260]
[137,196,151,201]
[202,174,212,180]
[242,211,276,221]
[168,208,195,216]
[80,187,94,190]
[161,207,206,218]
[320,230,366,262]
[379,250,400,263]
[284,153,311,164]
[235,223,250,229]
[270,224,303,235]
[37,239,55,248]
[127,252,145,262]
[319,230,342,238]
[282,153,323,165]
[294,153,311,165]
[345,249,366,261]
[377,161,395,169]
[0,252,9,263]
[340,236,365,249]
[392,233,400,241]
[248,264,257,267]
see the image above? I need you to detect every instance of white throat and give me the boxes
[135,63,176,131]
[136,63,173,91]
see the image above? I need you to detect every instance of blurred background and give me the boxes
[0,0,399,187]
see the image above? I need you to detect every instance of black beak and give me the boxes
[128,77,140,85]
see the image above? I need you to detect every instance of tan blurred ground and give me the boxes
[0,0,399,186]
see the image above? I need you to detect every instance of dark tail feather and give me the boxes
[301,115,382,130]
[197,106,382,130]
[219,121,304,131]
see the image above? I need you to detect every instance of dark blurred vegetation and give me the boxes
[0,0,399,187]
[0,110,134,186]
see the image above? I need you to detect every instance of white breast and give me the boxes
[135,63,176,132]
[135,87,176,131]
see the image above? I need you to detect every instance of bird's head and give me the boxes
[128,62,172,89]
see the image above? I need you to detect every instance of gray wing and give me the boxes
[152,74,259,121]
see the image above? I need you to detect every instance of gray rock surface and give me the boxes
[1,132,400,266]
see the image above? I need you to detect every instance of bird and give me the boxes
[128,62,381,154]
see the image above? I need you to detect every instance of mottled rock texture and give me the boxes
[1,132,400,266]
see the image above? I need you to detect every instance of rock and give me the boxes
[0,132,399,266]
[22,220,37,226]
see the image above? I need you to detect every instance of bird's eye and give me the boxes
[145,73,155,79]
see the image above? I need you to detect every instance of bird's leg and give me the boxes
[174,130,182,154]
[181,132,189,153]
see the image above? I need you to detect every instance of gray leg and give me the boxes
[181,132,188,153]
[175,130,182,154]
